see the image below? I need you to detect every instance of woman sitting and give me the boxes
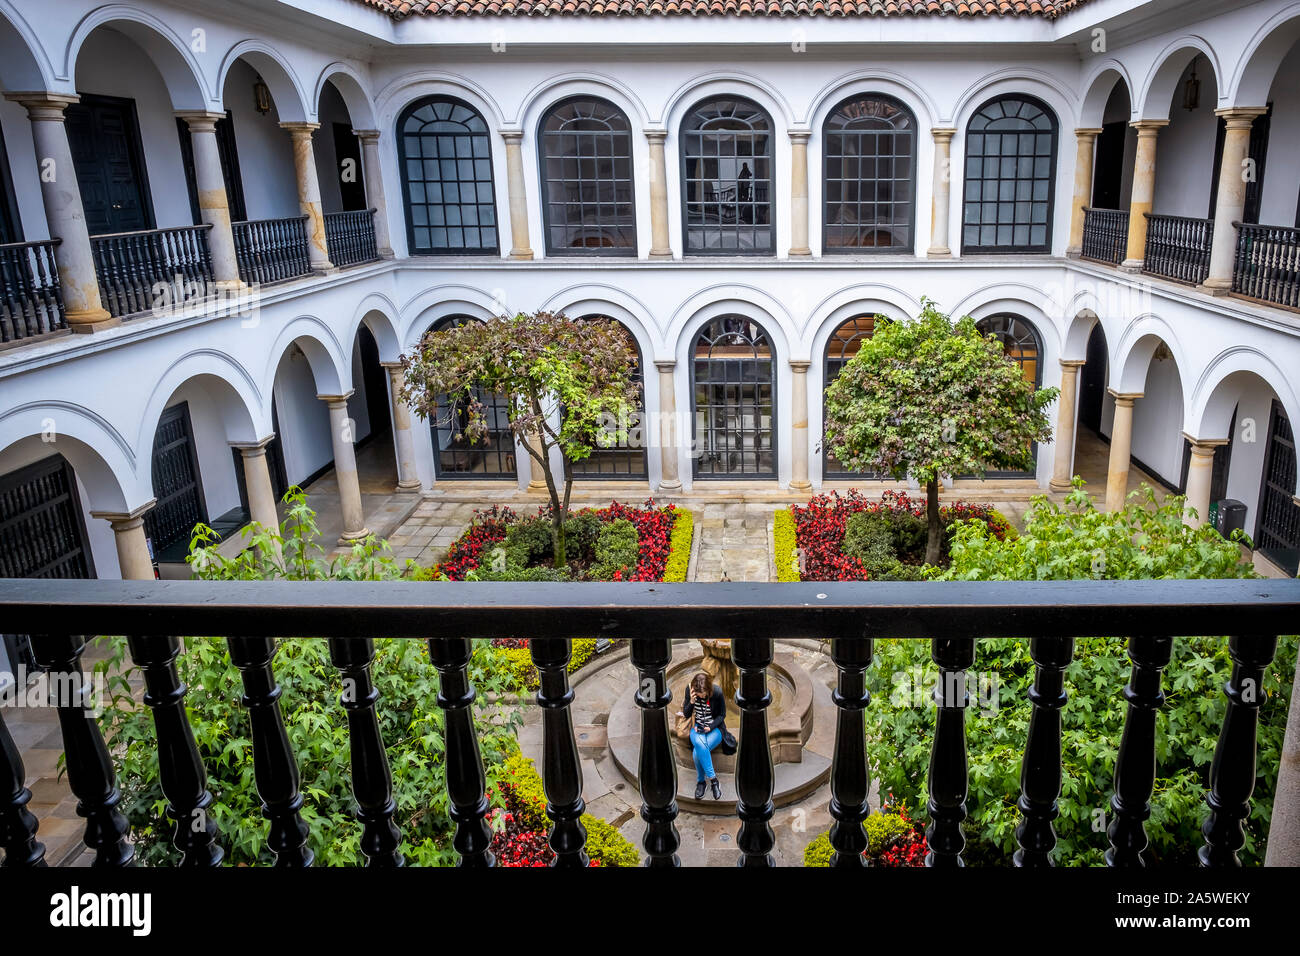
[681,671,726,800]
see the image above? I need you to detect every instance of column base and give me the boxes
[1197,278,1233,296]
[1065,246,1082,259]
[395,479,422,494]
[212,278,248,292]
[1049,478,1075,493]
[509,249,534,261]
[66,308,120,334]
[1119,259,1144,273]
[310,263,338,276]
[789,480,812,492]
[926,248,952,258]
[648,249,673,259]
[527,480,548,492]
[657,479,683,493]
[788,248,812,258]
[339,528,373,545]
[378,249,397,260]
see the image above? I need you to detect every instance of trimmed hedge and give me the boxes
[803,809,926,866]
[663,509,694,582]
[773,509,800,582]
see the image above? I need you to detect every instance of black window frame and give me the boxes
[822,314,884,479]
[961,94,1058,255]
[428,315,517,480]
[568,314,648,480]
[822,93,917,255]
[398,95,501,257]
[691,314,778,480]
[1254,398,1299,577]
[538,96,637,258]
[974,313,1045,478]
[680,97,776,257]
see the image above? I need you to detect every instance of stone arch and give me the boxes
[1229,3,1300,107]
[348,295,403,362]
[1189,347,1300,450]
[1062,309,1100,362]
[668,285,793,364]
[661,71,796,130]
[539,284,662,358]
[264,317,348,396]
[375,72,507,132]
[0,2,53,90]
[0,403,142,511]
[1137,36,1225,119]
[138,350,266,456]
[516,72,651,131]
[314,62,376,129]
[1112,315,1190,396]
[1079,62,1137,127]
[949,68,1076,130]
[65,7,209,110]
[805,70,939,132]
[401,284,503,349]
[218,40,310,122]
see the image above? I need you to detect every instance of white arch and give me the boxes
[264,316,349,396]
[347,293,403,362]
[805,69,939,131]
[137,350,266,455]
[949,68,1077,130]
[1229,2,1300,106]
[1188,346,1300,447]
[314,61,377,129]
[667,285,794,363]
[64,6,210,110]
[1136,35,1224,119]
[1111,313,1192,396]
[0,1,55,89]
[538,284,663,358]
[806,285,921,362]
[960,296,1062,365]
[948,281,1066,328]
[1078,60,1136,127]
[1062,309,1101,362]
[374,71,508,131]
[660,71,797,130]
[400,283,504,348]
[218,39,311,122]
[515,72,652,130]
[0,402,142,511]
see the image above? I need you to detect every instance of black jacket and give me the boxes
[682,685,726,733]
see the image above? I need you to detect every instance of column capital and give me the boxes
[279,121,321,136]
[931,127,957,141]
[787,127,812,143]
[1107,389,1143,404]
[788,359,812,371]
[380,360,405,371]
[654,359,677,372]
[230,434,277,454]
[318,390,356,407]
[1181,432,1230,450]
[90,499,157,528]
[498,126,524,144]
[1059,358,1086,369]
[4,91,79,118]
[643,127,668,142]
[352,128,381,143]
[175,110,228,131]
[1129,118,1170,133]
[1073,127,1104,138]
[1214,106,1269,127]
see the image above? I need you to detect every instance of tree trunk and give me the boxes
[925,476,942,566]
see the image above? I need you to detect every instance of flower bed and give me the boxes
[788,489,1014,581]
[803,803,928,867]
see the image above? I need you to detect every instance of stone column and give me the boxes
[1067,128,1103,258]
[645,128,672,259]
[352,129,395,259]
[1201,107,1270,295]
[319,392,370,542]
[4,92,115,332]
[176,111,243,289]
[1104,391,1142,512]
[655,360,682,492]
[526,431,548,491]
[789,360,812,491]
[1182,434,1228,528]
[1121,120,1169,272]
[927,128,957,257]
[500,128,534,260]
[280,121,335,273]
[1050,359,1086,492]
[90,501,157,580]
[382,362,422,492]
[788,128,812,257]
[230,437,281,531]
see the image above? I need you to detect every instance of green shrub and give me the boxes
[503,518,553,569]
[492,637,601,692]
[773,509,800,582]
[803,830,834,867]
[663,510,694,583]
[592,518,639,579]
[564,510,604,560]
[475,565,572,582]
[842,511,895,569]
[802,810,919,866]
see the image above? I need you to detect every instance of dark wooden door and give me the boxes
[1209,104,1270,225]
[358,325,391,440]
[0,122,22,244]
[144,402,208,560]
[1255,400,1299,576]
[1080,325,1108,434]
[332,122,367,211]
[176,112,247,224]
[65,93,154,235]
[1092,121,1127,210]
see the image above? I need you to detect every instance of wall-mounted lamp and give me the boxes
[1183,60,1201,112]
[253,76,272,116]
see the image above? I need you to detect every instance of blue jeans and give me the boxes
[690,727,723,781]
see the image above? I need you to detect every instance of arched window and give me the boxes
[976,313,1044,476]
[681,98,774,255]
[823,315,882,478]
[692,316,776,478]
[539,98,636,255]
[398,97,499,255]
[823,95,916,252]
[428,316,515,478]
[569,315,647,478]
[962,96,1057,254]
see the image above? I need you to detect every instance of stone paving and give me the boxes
[690,502,775,582]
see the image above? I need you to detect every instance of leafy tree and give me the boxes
[400,311,639,566]
[865,483,1296,866]
[823,300,1058,564]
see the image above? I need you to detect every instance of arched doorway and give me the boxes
[570,315,647,479]
[691,315,776,479]
[427,316,516,479]
[822,314,880,478]
[976,313,1044,477]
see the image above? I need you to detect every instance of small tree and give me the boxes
[823,300,1058,565]
[400,311,639,567]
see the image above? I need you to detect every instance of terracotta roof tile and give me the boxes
[353,0,1090,19]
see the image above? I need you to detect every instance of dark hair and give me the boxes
[690,671,712,697]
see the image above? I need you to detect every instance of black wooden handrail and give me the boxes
[0,238,64,344]
[1080,207,1128,266]
[1232,220,1300,310]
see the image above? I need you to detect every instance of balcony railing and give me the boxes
[1232,221,1300,311]
[1142,213,1214,286]
[232,215,311,286]
[324,209,380,268]
[0,239,64,346]
[1080,207,1129,266]
[1,577,1297,868]
[90,225,215,319]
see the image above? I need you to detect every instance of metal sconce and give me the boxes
[1183,60,1201,112]
[253,76,272,116]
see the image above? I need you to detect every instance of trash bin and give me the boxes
[1214,499,1247,538]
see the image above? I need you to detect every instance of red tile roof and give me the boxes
[358,0,1090,19]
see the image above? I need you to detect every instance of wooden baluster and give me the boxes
[427,637,493,867]
[529,638,588,867]
[0,707,46,867]
[328,638,402,866]
[828,636,873,866]
[27,636,133,866]
[733,637,776,867]
[926,637,975,867]
[630,638,679,867]
[1106,635,1172,866]
[1200,635,1279,867]
[226,637,313,866]
[125,636,223,866]
[1014,636,1074,867]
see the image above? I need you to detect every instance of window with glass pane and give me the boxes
[962,96,1057,253]
[976,313,1043,476]
[539,98,636,255]
[692,316,776,478]
[429,316,515,478]
[824,96,915,252]
[399,97,499,255]
[681,98,774,255]
[823,315,882,478]
[570,316,647,478]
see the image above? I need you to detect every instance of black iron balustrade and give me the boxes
[324,209,379,268]
[0,239,64,345]
[0,577,1297,870]
[1142,213,1214,285]
[1080,208,1129,266]
[90,225,214,319]
[1232,222,1300,311]
[232,216,311,286]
